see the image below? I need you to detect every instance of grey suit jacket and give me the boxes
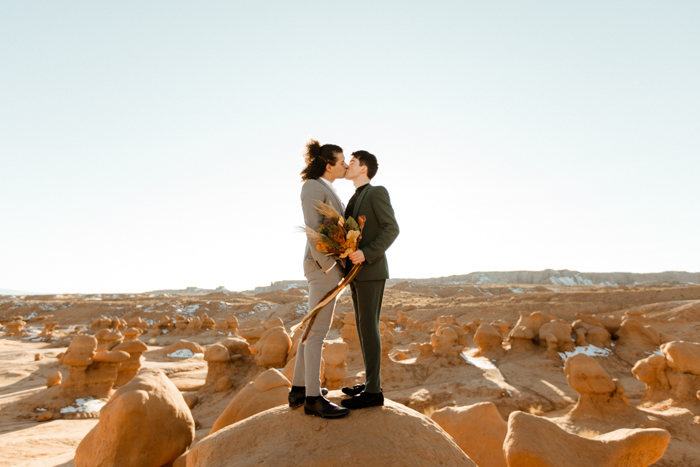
[301,179,347,276]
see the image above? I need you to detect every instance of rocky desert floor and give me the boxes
[1,280,699,466]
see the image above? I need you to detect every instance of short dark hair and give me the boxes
[300,139,343,181]
[352,150,378,179]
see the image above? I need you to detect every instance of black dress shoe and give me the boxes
[304,396,350,418]
[288,387,305,408]
[289,387,330,408]
[341,391,384,410]
[341,383,366,396]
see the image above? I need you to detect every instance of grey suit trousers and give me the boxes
[291,265,343,396]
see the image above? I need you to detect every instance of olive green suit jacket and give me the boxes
[351,184,400,281]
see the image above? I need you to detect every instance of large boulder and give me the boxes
[187,398,476,467]
[564,353,632,420]
[75,368,195,467]
[210,369,290,433]
[431,402,507,467]
[503,411,670,467]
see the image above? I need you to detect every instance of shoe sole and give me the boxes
[289,401,303,409]
[341,402,384,410]
[304,409,350,418]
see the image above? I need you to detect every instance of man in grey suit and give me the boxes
[289,140,350,419]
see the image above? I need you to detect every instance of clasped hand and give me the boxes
[349,249,365,265]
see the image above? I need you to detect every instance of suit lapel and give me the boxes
[352,184,372,220]
[316,179,345,214]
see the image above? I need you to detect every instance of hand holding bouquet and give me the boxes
[293,202,366,342]
[302,202,366,259]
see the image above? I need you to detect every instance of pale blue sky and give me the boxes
[1,2,698,293]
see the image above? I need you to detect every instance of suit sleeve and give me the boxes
[301,181,337,271]
[361,186,400,265]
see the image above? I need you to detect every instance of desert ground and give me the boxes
[1,270,699,466]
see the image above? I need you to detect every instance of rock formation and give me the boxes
[39,321,58,340]
[251,323,292,368]
[322,341,349,389]
[431,402,507,467]
[503,411,670,467]
[75,368,195,467]
[95,329,123,351]
[4,317,26,336]
[210,369,291,433]
[632,340,700,404]
[507,325,536,351]
[163,339,205,357]
[58,335,126,399]
[564,353,631,420]
[340,312,360,349]
[112,339,148,386]
[188,399,477,467]
[615,318,660,349]
[203,338,256,390]
[539,322,575,353]
[511,311,550,339]
[431,324,465,358]
[473,323,504,356]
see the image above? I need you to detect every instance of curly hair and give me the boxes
[300,139,343,181]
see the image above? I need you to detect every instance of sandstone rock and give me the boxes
[113,339,148,386]
[538,322,574,352]
[251,326,292,367]
[122,327,143,340]
[661,340,700,375]
[490,319,510,337]
[164,340,205,355]
[586,325,612,348]
[183,393,199,409]
[431,324,465,358]
[39,322,58,340]
[34,353,44,361]
[5,318,27,336]
[220,337,251,357]
[37,411,53,422]
[512,311,550,337]
[210,369,291,433]
[615,318,660,348]
[215,376,232,392]
[340,312,360,349]
[93,350,130,363]
[46,371,62,387]
[564,353,632,420]
[431,402,507,467]
[59,335,97,366]
[322,341,348,389]
[633,342,700,404]
[508,325,536,351]
[75,368,195,467]
[380,328,395,356]
[204,344,230,363]
[96,330,124,351]
[504,411,670,467]
[474,324,503,355]
[191,399,476,467]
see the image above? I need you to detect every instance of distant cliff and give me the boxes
[240,269,699,293]
[389,269,700,287]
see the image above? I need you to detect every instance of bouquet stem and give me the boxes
[292,263,363,344]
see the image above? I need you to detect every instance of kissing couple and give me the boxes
[288,139,400,419]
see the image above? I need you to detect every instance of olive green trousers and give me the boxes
[350,279,386,394]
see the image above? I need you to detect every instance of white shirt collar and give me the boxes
[319,177,337,194]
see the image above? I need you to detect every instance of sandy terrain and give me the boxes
[1,277,699,466]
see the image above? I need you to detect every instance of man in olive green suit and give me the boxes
[341,150,399,410]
